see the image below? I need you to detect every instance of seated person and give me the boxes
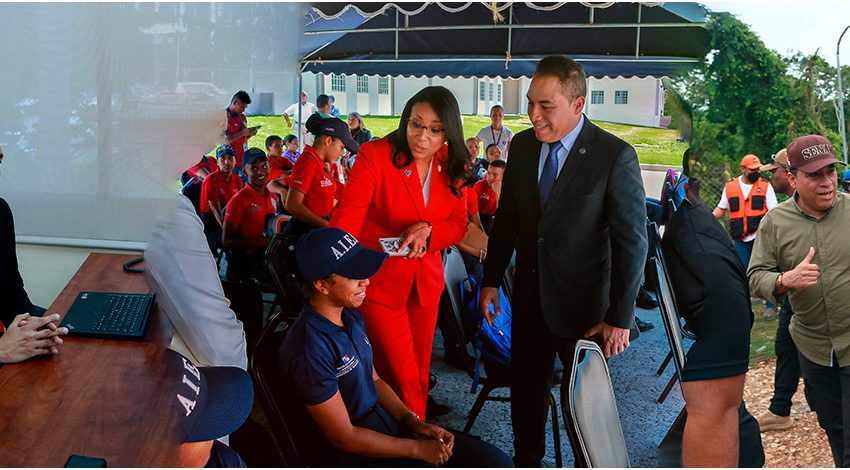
[278,228,513,467]
[283,114,359,243]
[0,313,67,364]
[283,134,301,166]
[660,178,764,467]
[0,191,46,326]
[199,145,244,251]
[466,137,486,180]
[145,195,248,370]
[183,153,219,184]
[266,134,294,182]
[484,143,502,165]
[166,349,252,467]
[472,160,505,234]
[223,148,276,282]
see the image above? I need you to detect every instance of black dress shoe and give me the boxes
[426,395,450,418]
[636,288,659,309]
[635,316,655,332]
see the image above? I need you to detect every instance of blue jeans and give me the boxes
[735,239,775,310]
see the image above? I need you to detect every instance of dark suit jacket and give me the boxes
[0,197,37,327]
[483,117,647,339]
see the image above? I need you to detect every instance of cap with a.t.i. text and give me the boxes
[295,227,387,282]
[787,135,840,173]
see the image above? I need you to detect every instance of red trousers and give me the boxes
[359,282,440,419]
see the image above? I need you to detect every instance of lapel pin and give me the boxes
[404,169,412,177]
[579,148,586,155]
[437,164,442,172]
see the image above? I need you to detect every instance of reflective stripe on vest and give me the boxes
[725,177,769,240]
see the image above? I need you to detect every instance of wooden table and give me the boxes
[0,253,193,466]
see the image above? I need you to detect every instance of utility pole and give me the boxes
[837,25,849,164]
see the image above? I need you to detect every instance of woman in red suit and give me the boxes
[330,86,471,418]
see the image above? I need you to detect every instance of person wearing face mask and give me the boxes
[713,154,778,278]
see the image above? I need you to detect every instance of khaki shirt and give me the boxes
[748,192,850,367]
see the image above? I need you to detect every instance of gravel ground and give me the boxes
[743,359,834,468]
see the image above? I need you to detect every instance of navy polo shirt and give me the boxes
[278,305,378,422]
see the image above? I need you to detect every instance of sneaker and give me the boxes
[635,316,655,332]
[763,306,778,320]
[636,289,659,309]
[755,410,793,432]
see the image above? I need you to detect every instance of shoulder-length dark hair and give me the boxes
[389,86,471,198]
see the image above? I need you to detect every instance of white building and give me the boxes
[301,72,667,128]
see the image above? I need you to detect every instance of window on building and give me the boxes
[378,77,389,95]
[331,74,346,92]
[497,84,502,101]
[591,90,604,104]
[479,82,486,100]
[356,76,369,94]
[488,83,494,101]
[614,90,629,105]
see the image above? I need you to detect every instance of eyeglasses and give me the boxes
[407,119,445,138]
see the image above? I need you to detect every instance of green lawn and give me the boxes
[245,114,686,166]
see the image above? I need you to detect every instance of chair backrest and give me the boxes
[249,311,330,467]
[563,340,630,468]
[265,233,305,313]
[649,222,687,375]
[439,247,475,376]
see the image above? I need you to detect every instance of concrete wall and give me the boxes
[584,77,665,127]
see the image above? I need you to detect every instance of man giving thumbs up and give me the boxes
[748,134,850,467]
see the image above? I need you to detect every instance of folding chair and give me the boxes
[440,247,563,467]
[264,232,305,315]
[562,340,630,468]
[249,311,332,466]
[648,222,692,404]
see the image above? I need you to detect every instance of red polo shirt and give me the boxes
[290,145,337,219]
[464,186,478,218]
[268,155,294,182]
[473,180,498,216]
[200,169,244,214]
[224,184,277,241]
[225,107,248,167]
[187,156,218,179]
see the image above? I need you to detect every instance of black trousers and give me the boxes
[511,292,576,467]
[769,303,801,417]
[798,351,850,467]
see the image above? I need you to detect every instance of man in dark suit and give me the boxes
[480,55,647,467]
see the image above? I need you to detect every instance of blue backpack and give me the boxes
[459,275,512,393]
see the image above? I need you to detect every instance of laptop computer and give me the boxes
[60,292,155,340]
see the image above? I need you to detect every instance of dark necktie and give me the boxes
[539,141,563,208]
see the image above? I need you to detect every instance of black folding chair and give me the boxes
[264,232,305,315]
[648,222,693,404]
[249,311,332,466]
[562,340,630,468]
[440,247,563,467]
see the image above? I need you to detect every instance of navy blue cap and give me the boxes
[305,114,360,154]
[242,147,268,166]
[216,145,235,159]
[168,349,253,443]
[295,228,388,282]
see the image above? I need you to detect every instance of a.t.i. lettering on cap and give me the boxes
[801,143,833,160]
[331,234,358,260]
[177,357,202,417]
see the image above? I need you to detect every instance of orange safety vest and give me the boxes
[725,177,769,241]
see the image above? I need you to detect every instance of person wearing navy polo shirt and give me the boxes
[223,147,276,282]
[284,114,360,244]
[278,228,513,467]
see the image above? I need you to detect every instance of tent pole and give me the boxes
[304,21,705,36]
[635,4,642,58]
[395,8,399,59]
[506,4,513,71]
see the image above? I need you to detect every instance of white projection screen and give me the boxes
[0,2,303,248]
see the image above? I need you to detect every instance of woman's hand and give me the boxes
[399,222,432,259]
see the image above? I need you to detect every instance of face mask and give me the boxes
[746,172,760,183]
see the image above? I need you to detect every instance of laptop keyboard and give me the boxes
[92,295,146,333]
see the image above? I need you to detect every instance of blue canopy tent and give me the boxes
[300,2,710,79]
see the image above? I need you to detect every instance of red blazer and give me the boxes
[330,138,468,309]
